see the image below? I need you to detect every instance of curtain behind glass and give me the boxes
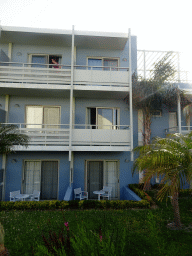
[24,161,41,194]
[104,161,118,199]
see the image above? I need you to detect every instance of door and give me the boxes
[104,161,119,199]
[169,112,177,132]
[87,161,103,199]
[41,161,58,200]
[23,161,58,200]
[23,161,41,194]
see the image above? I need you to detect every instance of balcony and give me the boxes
[0,62,129,95]
[165,126,192,135]
[3,123,131,151]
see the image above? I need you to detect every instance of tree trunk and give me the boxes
[143,107,151,190]
[171,192,182,228]
[143,107,151,146]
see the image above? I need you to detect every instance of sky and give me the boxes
[0,0,192,81]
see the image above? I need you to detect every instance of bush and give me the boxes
[0,198,150,211]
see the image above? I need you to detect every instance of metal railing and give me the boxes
[0,62,129,88]
[2,123,131,148]
[165,126,192,134]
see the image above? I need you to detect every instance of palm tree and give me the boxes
[133,132,192,229]
[0,124,29,154]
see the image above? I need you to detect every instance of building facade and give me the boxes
[0,25,191,201]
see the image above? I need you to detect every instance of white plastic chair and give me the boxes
[74,188,88,200]
[10,190,21,202]
[30,190,40,201]
[101,186,112,200]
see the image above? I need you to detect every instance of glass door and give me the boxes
[87,161,103,199]
[23,161,41,194]
[104,161,119,199]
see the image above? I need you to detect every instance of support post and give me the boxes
[5,95,9,123]
[177,92,182,134]
[8,43,12,61]
[69,25,75,161]
[129,29,134,161]
[2,154,6,201]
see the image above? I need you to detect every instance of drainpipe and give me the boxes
[129,29,133,161]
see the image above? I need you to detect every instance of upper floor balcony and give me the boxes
[3,123,131,152]
[165,126,192,135]
[0,62,130,96]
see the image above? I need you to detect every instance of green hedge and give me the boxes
[129,184,155,206]
[0,199,150,211]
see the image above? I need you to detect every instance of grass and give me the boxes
[1,196,192,255]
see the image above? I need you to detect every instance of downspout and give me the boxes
[129,29,133,161]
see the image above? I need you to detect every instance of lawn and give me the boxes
[1,197,192,255]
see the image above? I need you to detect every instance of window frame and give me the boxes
[25,105,61,128]
[87,57,120,70]
[86,107,120,129]
[22,159,60,199]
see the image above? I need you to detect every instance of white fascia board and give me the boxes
[1,26,72,35]
[1,25,128,38]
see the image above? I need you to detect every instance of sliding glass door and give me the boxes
[23,160,58,200]
[86,160,119,199]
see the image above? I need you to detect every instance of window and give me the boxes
[26,106,60,129]
[87,107,120,129]
[88,57,119,71]
[28,54,62,68]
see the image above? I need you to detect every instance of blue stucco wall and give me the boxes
[5,151,69,201]
[73,151,138,200]
[7,96,70,124]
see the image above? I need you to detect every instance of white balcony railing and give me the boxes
[165,126,192,135]
[2,123,130,148]
[0,62,129,88]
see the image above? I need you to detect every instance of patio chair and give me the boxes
[74,188,88,200]
[30,190,40,201]
[10,190,21,202]
[100,186,112,200]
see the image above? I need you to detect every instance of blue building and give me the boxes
[0,25,191,201]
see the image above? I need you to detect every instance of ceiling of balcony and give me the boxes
[0,26,128,50]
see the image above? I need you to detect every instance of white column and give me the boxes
[69,25,75,161]
[8,43,12,61]
[2,154,6,201]
[70,152,74,186]
[177,93,182,133]
[129,29,133,161]
[5,94,9,123]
